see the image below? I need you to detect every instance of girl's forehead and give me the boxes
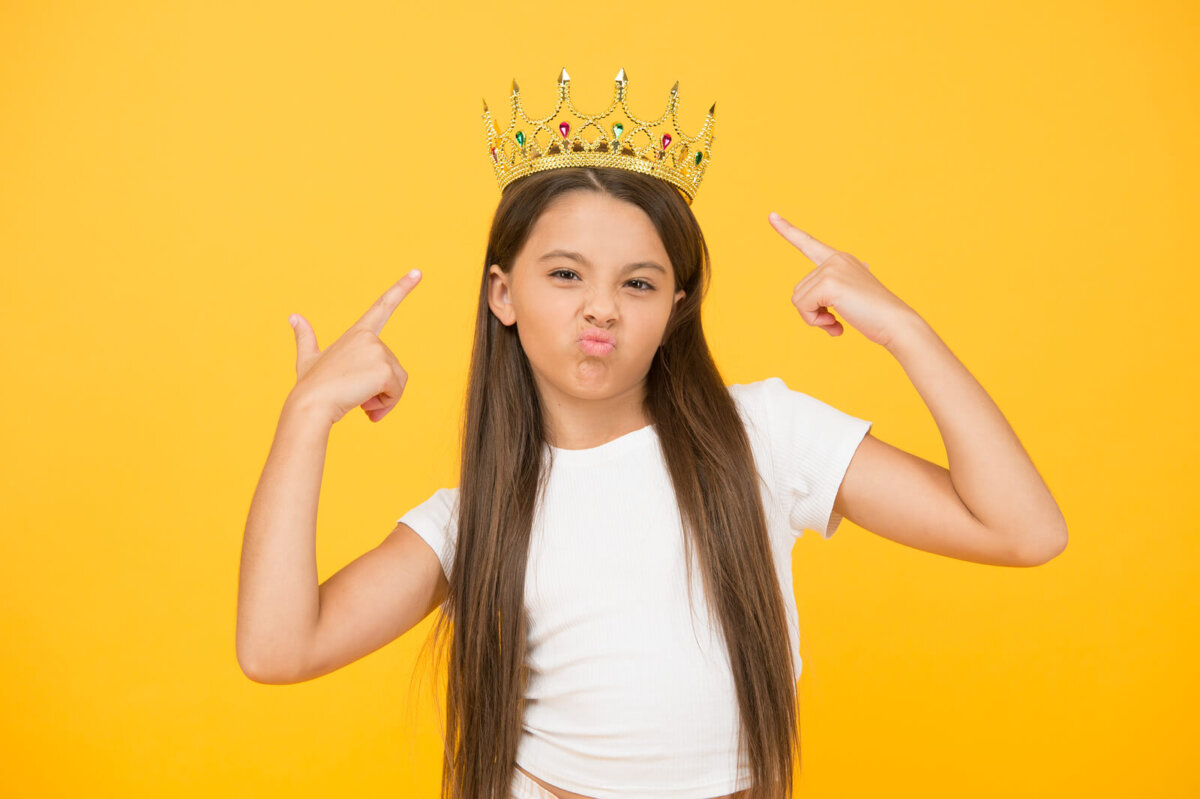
[522,194,667,260]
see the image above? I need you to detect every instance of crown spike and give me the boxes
[483,69,714,206]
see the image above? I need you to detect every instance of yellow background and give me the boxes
[2,0,1196,796]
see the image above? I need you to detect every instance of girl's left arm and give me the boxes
[868,312,1068,564]
[768,211,1068,567]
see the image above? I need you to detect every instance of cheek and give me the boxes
[630,299,674,338]
[513,291,570,350]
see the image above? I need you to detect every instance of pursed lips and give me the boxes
[579,329,616,345]
[578,329,616,355]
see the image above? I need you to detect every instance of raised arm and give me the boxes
[236,397,326,682]
[236,271,446,683]
[767,212,1067,566]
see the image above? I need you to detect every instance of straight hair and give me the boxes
[415,166,802,798]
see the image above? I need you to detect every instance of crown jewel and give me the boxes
[482,67,716,205]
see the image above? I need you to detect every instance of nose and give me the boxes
[582,285,618,326]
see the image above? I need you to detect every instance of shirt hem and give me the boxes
[515,756,752,798]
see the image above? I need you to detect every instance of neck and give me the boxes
[534,373,652,450]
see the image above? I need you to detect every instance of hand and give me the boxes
[768,211,920,349]
[286,269,422,425]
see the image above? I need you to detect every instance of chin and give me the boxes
[552,362,626,396]
[528,349,651,399]
[570,360,653,396]
[566,370,621,395]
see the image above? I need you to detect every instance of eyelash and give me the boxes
[549,269,655,292]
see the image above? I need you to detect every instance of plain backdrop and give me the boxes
[1,1,1196,796]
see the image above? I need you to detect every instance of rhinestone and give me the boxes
[661,134,672,149]
[559,122,570,138]
[695,151,703,165]
[515,131,525,147]
[612,122,624,139]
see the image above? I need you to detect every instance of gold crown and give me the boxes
[482,67,716,205]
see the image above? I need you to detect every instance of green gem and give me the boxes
[515,131,525,147]
[695,151,703,165]
[612,122,624,139]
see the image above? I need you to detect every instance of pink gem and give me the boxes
[559,122,570,138]
[661,134,672,149]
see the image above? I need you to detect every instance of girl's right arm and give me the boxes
[236,394,329,683]
[236,271,447,684]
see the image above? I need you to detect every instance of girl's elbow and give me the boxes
[1018,523,1068,566]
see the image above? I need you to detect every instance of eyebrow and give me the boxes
[538,249,667,275]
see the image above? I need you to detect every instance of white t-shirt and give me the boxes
[395,377,872,798]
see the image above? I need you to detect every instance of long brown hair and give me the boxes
[418,166,801,798]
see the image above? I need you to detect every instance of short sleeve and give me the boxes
[395,486,459,580]
[733,377,873,540]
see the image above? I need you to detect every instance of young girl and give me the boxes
[237,81,1067,799]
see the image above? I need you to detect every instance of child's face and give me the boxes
[487,190,686,405]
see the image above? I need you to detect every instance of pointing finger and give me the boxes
[353,269,423,335]
[768,212,838,267]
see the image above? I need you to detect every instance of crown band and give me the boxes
[482,67,716,205]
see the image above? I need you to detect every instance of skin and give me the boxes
[487,189,686,451]
[767,209,1068,567]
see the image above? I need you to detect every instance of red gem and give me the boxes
[491,147,498,161]
[559,122,570,138]
[661,133,672,149]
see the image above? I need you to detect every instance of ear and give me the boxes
[487,264,517,326]
[660,289,687,349]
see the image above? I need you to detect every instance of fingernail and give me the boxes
[408,268,421,279]
[288,314,298,328]
[769,211,781,222]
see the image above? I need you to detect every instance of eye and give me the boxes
[548,269,655,292]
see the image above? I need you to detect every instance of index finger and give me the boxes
[353,268,422,335]
[768,212,839,267]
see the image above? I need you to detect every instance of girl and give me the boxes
[237,165,1067,799]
